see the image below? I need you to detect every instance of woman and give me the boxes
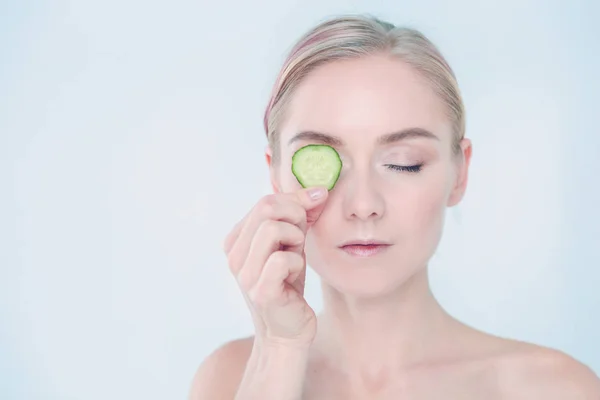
[190,14,600,399]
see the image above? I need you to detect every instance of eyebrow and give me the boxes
[287,127,439,146]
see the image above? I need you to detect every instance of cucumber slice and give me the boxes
[292,144,342,190]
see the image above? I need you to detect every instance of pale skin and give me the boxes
[189,54,600,399]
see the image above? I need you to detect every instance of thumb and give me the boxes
[297,186,329,228]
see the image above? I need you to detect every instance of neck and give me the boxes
[314,268,458,378]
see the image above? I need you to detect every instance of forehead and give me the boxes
[280,55,451,144]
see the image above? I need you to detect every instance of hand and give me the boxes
[223,186,328,348]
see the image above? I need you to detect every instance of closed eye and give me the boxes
[385,164,423,173]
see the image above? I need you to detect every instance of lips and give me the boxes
[338,240,392,257]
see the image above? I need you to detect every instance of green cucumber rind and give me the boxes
[291,144,342,190]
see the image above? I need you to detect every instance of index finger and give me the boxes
[222,186,329,254]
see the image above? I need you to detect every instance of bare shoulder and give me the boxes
[188,335,254,400]
[496,342,600,399]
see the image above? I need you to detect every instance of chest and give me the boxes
[302,361,504,400]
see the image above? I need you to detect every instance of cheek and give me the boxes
[393,172,449,236]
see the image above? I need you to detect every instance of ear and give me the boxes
[265,145,281,194]
[447,138,472,207]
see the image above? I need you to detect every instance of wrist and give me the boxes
[257,326,316,349]
[253,337,311,370]
[258,336,314,353]
[235,338,310,400]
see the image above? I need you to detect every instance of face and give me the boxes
[268,54,471,298]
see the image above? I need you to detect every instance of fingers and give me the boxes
[291,186,329,213]
[226,199,305,274]
[223,194,304,254]
[302,187,328,227]
[224,187,328,274]
[245,251,305,306]
[220,187,326,345]
[223,187,328,251]
[236,220,304,286]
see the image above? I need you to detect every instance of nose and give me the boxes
[341,168,385,221]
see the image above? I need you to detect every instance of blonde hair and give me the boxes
[263,14,465,164]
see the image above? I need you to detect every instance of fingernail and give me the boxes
[308,187,326,200]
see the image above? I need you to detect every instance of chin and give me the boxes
[307,250,424,299]
[321,275,404,299]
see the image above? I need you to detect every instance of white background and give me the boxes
[1,0,598,399]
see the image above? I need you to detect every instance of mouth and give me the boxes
[338,240,392,257]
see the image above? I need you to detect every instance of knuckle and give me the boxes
[246,286,259,303]
[268,250,290,267]
[291,251,304,264]
[284,224,305,247]
[227,250,242,272]
[291,202,306,219]
[268,250,302,269]
[263,193,278,205]
[297,210,308,227]
[292,225,305,242]
[286,252,304,268]
[259,219,281,238]
[284,203,307,232]
[257,195,277,218]
[247,287,269,307]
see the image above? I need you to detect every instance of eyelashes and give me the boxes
[384,164,423,173]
